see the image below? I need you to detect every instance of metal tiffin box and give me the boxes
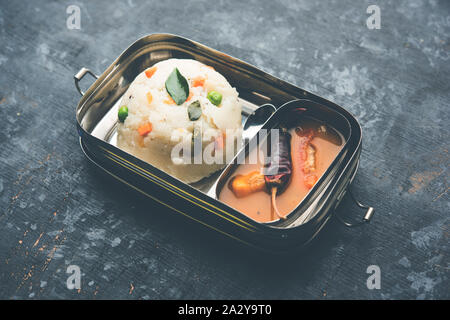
[74,34,374,252]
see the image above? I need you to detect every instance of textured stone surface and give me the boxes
[0,0,448,299]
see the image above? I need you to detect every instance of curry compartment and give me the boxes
[74,34,374,252]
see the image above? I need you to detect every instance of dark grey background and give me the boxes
[0,0,448,299]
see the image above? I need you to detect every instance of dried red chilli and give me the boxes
[228,107,307,220]
[295,128,314,163]
[263,127,292,220]
[296,127,318,189]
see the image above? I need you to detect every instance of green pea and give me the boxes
[118,105,128,122]
[207,91,222,106]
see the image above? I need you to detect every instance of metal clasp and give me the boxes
[74,67,98,96]
[336,188,375,228]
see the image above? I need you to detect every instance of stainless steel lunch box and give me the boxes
[74,34,374,252]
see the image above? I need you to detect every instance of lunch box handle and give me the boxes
[335,188,375,227]
[74,67,98,96]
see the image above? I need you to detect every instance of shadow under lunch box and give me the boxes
[74,33,374,252]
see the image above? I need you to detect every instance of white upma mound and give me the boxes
[117,58,242,183]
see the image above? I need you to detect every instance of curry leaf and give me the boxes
[188,100,202,121]
[165,68,189,105]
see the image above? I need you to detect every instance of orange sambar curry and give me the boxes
[219,118,343,223]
